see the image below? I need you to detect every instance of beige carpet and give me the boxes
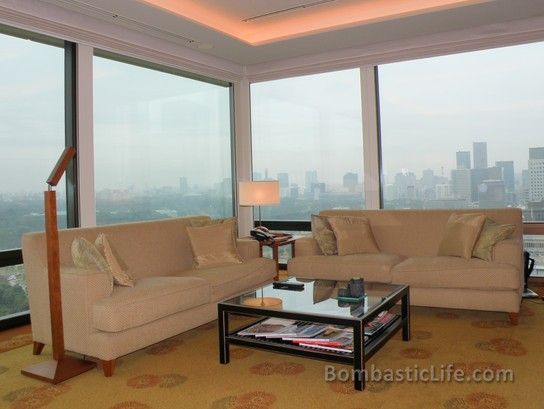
[1,301,543,409]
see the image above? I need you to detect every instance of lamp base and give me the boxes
[21,356,96,384]
[242,297,283,309]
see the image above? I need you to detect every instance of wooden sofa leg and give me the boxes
[508,312,519,326]
[32,342,45,356]
[102,360,116,377]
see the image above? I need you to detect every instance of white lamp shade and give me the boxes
[238,181,280,206]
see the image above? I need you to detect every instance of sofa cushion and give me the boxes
[288,253,403,283]
[328,216,380,256]
[92,276,210,332]
[472,219,515,262]
[186,220,243,269]
[391,256,519,290]
[311,214,337,255]
[437,213,486,259]
[177,258,276,301]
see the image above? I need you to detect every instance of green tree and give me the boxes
[0,282,29,316]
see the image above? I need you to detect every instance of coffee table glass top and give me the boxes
[221,278,406,320]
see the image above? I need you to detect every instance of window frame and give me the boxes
[0,25,79,330]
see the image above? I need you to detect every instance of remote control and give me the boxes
[273,281,304,291]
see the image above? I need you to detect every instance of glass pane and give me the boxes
[251,69,364,221]
[524,235,544,277]
[0,32,65,320]
[378,41,544,222]
[0,33,66,251]
[93,55,233,225]
[0,265,28,317]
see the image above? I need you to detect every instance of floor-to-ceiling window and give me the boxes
[377,41,544,273]
[251,69,364,223]
[93,52,234,225]
[0,27,70,323]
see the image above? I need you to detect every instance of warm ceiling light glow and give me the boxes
[139,0,491,45]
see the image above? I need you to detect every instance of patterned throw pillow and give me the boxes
[311,214,337,256]
[327,216,380,256]
[95,234,135,287]
[438,213,486,259]
[71,237,113,290]
[186,219,243,269]
[472,218,515,262]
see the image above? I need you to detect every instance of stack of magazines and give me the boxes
[237,311,397,354]
[364,311,397,336]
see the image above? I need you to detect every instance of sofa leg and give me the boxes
[32,342,45,356]
[508,313,519,326]
[102,359,116,377]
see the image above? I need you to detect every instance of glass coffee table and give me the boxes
[218,278,410,391]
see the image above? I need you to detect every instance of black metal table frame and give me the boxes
[218,285,410,391]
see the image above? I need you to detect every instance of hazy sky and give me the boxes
[93,56,232,191]
[379,41,544,182]
[1,32,543,194]
[0,34,65,193]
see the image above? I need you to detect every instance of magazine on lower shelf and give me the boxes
[298,328,354,353]
[237,318,297,337]
[364,311,397,336]
[237,311,399,354]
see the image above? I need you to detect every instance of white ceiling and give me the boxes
[44,0,544,65]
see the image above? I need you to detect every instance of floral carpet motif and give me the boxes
[0,302,542,408]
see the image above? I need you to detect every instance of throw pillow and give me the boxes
[472,218,515,262]
[186,219,243,269]
[327,216,380,256]
[71,237,113,290]
[437,213,486,259]
[95,234,135,287]
[311,214,337,256]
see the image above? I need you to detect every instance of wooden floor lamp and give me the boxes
[21,147,96,383]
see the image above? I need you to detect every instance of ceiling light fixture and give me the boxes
[242,0,337,22]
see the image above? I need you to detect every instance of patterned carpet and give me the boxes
[1,300,543,409]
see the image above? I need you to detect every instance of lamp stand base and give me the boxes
[21,356,96,384]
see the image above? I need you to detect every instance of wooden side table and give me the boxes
[257,237,296,280]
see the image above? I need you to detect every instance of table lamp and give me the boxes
[238,181,280,227]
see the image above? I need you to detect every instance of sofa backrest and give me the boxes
[319,208,523,258]
[22,215,211,279]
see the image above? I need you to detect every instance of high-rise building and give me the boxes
[343,172,358,192]
[529,147,544,202]
[421,169,435,188]
[277,172,290,198]
[470,166,501,202]
[479,179,506,208]
[435,184,451,200]
[495,161,515,193]
[394,171,417,200]
[473,142,488,169]
[305,170,318,190]
[450,168,471,200]
[277,172,289,188]
[179,177,188,194]
[456,151,471,169]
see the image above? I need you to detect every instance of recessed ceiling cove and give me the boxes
[139,0,491,45]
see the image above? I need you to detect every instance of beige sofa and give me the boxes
[288,209,523,323]
[22,216,276,376]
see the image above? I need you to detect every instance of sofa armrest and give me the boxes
[59,267,112,349]
[295,237,323,257]
[493,238,523,271]
[493,238,524,294]
[237,238,260,260]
